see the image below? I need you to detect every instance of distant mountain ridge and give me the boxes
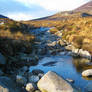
[31,0,92,21]
[0,14,8,18]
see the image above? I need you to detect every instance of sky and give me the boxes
[0,0,91,21]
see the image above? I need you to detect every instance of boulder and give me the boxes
[0,76,20,92]
[82,69,92,77]
[37,71,78,92]
[0,53,6,65]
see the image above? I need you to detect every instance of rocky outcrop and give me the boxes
[82,69,92,77]
[37,71,78,92]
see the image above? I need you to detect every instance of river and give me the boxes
[30,27,92,92]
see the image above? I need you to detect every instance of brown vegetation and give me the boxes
[23,17,92,54]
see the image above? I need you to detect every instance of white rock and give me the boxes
[37,71,78,92]
[26,83,35,92]
[82,69,92,77]
[79,49,91,59]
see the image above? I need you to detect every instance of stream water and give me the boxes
[30,27,92,92]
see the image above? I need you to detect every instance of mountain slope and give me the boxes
[75,0,92,13]
[31,1,92,21]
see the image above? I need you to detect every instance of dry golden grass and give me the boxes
[23,17,92,54]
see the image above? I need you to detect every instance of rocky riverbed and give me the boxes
[0,27,92,92]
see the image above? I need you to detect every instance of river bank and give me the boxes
[0,27,92,92]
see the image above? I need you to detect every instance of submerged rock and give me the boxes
[37,71,78,92]
[82,69,92,77]
[66,78,74,83]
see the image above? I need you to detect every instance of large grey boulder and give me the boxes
[37,71,78,92]
[0,53,6,64]
[82,69,92,77]
[0,76,20,92]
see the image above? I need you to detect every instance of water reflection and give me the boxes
[72,58,92,73]
[30,55,92,91]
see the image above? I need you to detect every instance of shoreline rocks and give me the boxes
[64,44,92,60]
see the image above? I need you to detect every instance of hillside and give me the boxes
[75,0,92,13]
[0,17,35,57]
[22,1,92,55]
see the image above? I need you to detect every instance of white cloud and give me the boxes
[14,0,90,11]
[6,13,33,21]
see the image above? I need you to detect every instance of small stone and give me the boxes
[32,69,44,75]
[38,73,44,79]
[16,75,27,85]
[35,90,41,92]
[26,83,35,92]
[29,75,39,83]
[66,78,74,83]
[82,69,92,77]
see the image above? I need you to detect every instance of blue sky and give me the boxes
[0,0,90,20]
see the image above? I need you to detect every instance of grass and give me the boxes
[0,18,35,56]
[22,17,92,55]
